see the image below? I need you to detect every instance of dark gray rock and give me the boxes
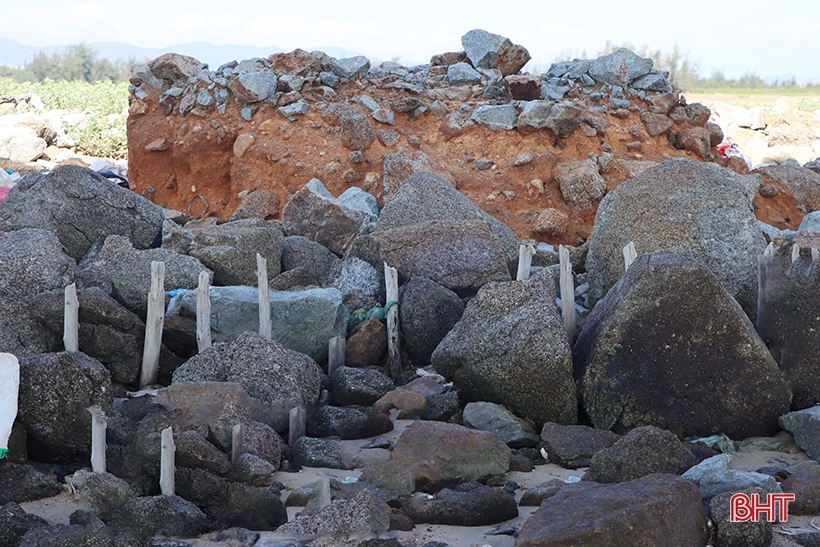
[708,488,772,547]
[108,495,209,538]
[461,29,530,76]
[172,332,322,433]
[164,285,348,362]
[781,472,820,515]
[78,235,211,318]
[230,71,278,102]
[380,149,450,201]
[0,502,48,547]
[575,251,792,439]
[19,523,148,547]
[329,56,370,79]
[229,188,280,222]
[585,158,767,316]
[632,71,670,91]
[0,165,163,261]
[0,292,60,358]
[293,437,362,469]
[69,470,137,521]
[517,101,583,140]
[275,490,391,539]
[234,420,285,470]
[681,455,780,500]
[587,48,654,85]
[228,453,277,487]
[17,352,111,462]
[187,218,284,286]
[470,105,517,132]
[582,426,698,484]
[518,479,564,506]
[462,402,540,448]
[553,159,607,209]
[447,62,482,86]
[331,253,384,304]
[424,390,461,422]
[331,366,394,407]
[282,236,339,287]
[539,422,621,469]
[399,276,464,364]
[313,405,393,440]
[399,486,517,526]
[0,464,62,505]
[780,406,820,461]
[432,270,577,427]
[516,474,708,546]
[0,228,75,298]
[340,114,375,151]
[174,430,230,475]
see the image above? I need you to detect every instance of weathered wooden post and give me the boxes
[516,243,536,281]
[64,283,79,352]
[231,423,244,465]
[384,263,401,380]
[813,248,819,262]
[327,336,345,377]
[792,243,801,263]
[160,426,175,496]
[757,242,775,340]
[196,271,211,352]
[559,245,576,342]
[288,406,306,448]
[87,405,106,473]
[623,241,637,272]
[316,476,331,509]
[140,261,165,388]
[257,253,271,340]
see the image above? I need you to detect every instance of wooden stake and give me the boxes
[196,271,211,352]
[140,261,165,388]
[623,241,637,272]
[328,336,345,377]
[792,243,801,263]
[160,426,175,496]
[559,245,576,343]
[384,263,401,380]
[63,283,79,352]
[87,405,106,474]
[757,242,775,340]
[813,248,819,263]
[231,423,244,465]
[316,476,331,509]
[516,243,536,281]
[288,406,306,448]
[257,253,271,339]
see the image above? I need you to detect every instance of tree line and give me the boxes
[0,43,133,83]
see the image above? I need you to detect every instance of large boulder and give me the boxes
[164,285,347,362]
[398,486,517,526]
[281,179,377,255]
[359,420,510,497]
[187,218,284,286]
[17,352,112,462]
[399,276,464,364]
[0,293,60,358]
[0,465,63,505]
[78,235,211,318]
[585,158,767,317]
[432,270,577,427]
[587,47,654,85]
[274,490,390,540]
[682,455,781,500]
[515,474,709,546]
[462,401,540,448]
[574,250,792,439]
[540,422,621,469]
[460,29,531,76]
[0,165,163,261]
[281,236,340,287]
[758,245,820,409]
[107,495,209,538]
[0,228,75,298]
[172,332,322,432]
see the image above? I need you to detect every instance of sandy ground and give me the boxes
[15,417,819,547]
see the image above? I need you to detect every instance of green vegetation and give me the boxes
[0,78,129,158]
[2,43,131,83]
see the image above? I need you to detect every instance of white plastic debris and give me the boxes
[0,353,20,459]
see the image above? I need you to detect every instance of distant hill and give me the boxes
[0,38,384,70]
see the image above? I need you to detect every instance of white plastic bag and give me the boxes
[0,353,20,458]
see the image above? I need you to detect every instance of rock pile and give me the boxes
[2,29,820,547]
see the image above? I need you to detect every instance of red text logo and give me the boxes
[730,493,795,522]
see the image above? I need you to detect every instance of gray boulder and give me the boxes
[381,149,453,202]
[540,422,621,469]
[682,455,781,500]
[575,250,792,439]
[69,470,137,521]
[229,188,280,221]
[331,366,394,407]
[187,218,284,286]
[17,352,111,462]
[585,158,767,316]
[470,104,517,132]
[0,464,63,505]
[340,114,375,151]
[582,426,698,484]
[0,228,75,298]
[516,474,708,546]
[0,293,61,358]
[313,405,393,440]
[517,101,583,139]
[447,62,482,85]
[709,488,772,547]
[356,220,512,292]
[587,48,654,85]
[229,71,278,103]
[461,29,530,76]
[779,406,820,461]
[329,56,371,79]
[399,276,464,364]
[78,235,211,318]
[553,159,607,209]
[107,495,209,538]
[275,490,390,539]
[172,332,322,432]
[462,402,540,448]
[164,285,347,362]
[0,165,163,261]
[282,179,376,255]
[0,502,48,546]
[293,437,362,470]
[331,252,384,305]
[281,236,340,287]
[432,270,577,427]
[398,486,517,526]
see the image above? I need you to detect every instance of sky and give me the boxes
[1,0,819,81]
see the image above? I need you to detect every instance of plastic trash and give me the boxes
[0,353,20,459]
